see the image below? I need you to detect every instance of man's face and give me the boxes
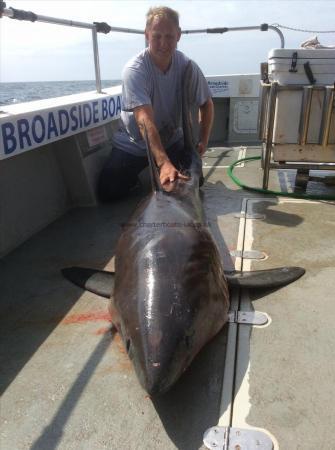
[145,16,181,68]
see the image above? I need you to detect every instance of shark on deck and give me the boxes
[62,62,304,395]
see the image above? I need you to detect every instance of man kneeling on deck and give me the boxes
[98,5,214,201]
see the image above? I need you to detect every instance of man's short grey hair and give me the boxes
[145,6,180,30]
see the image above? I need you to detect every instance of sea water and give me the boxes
[0,80,121,106]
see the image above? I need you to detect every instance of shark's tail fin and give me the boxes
[142,122,163,193]
[182,61,197,153]
[181,61,203,180]
[142,62,200,192]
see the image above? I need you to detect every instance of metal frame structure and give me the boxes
[1,1,284,94]
[259,82,335,189]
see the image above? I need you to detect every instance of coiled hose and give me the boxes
[227,156,335,201]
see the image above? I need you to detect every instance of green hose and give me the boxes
[227,156,335,201]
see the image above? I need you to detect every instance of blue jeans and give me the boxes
[98,140,194,201]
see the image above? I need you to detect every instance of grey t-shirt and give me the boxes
[112,48,211,157]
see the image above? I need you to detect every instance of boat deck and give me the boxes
[1,145,335,450]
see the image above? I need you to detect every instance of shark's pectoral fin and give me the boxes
[225,266,305,289]
[61,267,115,298]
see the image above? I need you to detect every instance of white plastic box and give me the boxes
[268,48,335,85]
[267,49,335,155]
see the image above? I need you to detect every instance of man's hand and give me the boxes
[197,141,207,157]
[159,160,190,185]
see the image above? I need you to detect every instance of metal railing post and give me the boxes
[321,87,335,147]
[182,24,285,48]
[2,5,286,93]
[299,86,313,145]
[258,83,271,141]
[262,82,278,189]
[92,25,102,93]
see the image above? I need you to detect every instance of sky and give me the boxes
[1,0,335,82]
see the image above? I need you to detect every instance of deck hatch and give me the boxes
[230,250,267,260]
[228,311,268,326]
[203,426,274,449]
[234,213,266,220]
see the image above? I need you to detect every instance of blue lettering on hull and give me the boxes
[0,95,122,159]
[32,115,46,144]
[2,123,16,155]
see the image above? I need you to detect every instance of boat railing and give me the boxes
[0,1,285,94]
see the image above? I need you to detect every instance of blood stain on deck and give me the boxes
[62,311,112,324]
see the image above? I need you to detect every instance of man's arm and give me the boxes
[197,97,214,156]
[134,105,189,185]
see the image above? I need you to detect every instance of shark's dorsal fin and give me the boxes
[142,122,163,193]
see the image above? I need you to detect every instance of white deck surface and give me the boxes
[1,146,335,449]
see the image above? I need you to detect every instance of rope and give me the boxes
[271,23,335,34]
